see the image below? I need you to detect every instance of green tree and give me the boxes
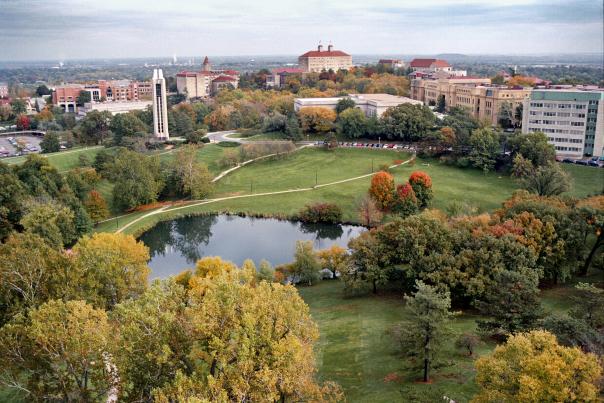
[170,145,213,199]
[76,90,92,106]
[520,162,571,196]
[435,94,446,113]
[290,240,321,286]
[476,270,542,336]
[20,201,77,248]
[0,162,26,239]
[0,300,112,402]
[10,99,27,115]
[40,131,61,153]
[337,107,366,138]
[379,104,435,141]
[335,97,356,114]
[77,110,112,144]
[468,127,500,172]
[473,330,602,403]
[257,259,275,282]
[507,132,555,167]
[345,230,389,294]
[111,149,164,210]
[35,84,51,96]
[570,283,604,328]
[395,281,453,382]
[109,112,148,146]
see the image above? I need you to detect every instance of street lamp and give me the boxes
[378,136,381,146]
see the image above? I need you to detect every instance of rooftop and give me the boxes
[299,50,350,58]
[409,58,450,68]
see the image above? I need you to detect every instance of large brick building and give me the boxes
[52,80,152,113]
[411,77,531,126]
[176,57,239,99]
[298,44,352,73]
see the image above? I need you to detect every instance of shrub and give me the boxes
[408,171,433,208]
[393,182,418,217]
[298,202,343,224]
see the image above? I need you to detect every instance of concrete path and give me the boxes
[115,155,415,233]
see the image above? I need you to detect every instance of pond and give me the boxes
[138,214,366,278]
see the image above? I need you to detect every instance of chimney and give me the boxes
[328,44,333,52]
[318,44,323,52]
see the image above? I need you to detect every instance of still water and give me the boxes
[138,214,366,278]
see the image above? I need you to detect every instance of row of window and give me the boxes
[528,120,585,126]
[530,111,586,118]
[547,137,583,144]
[529,128,585,135]
[530,102,587,109]
[554,146,582,152]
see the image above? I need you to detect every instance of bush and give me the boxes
[298,202,343,224]
[217,141,240,147]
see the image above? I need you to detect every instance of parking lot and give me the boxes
[316,141,415,151]
[0,135,43,158]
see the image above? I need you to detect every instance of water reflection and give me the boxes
[138,214,365,279]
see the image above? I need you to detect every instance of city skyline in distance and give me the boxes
[1,0,602,61]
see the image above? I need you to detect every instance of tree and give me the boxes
[257,259,275,282]
[317,245,348,279]
[0,162,26,239]
[357,195,383,227]
[110,149,164,210]
[335,97,356,114]
[542,314,603,354]
[285,115,302,140]
[379,104,435,141]
[497,101,517,129]
[345,230,389,294]
[475,270,542,336]
[152,272,341,402]
[577,196,604,275]
[20,201,77,248]
[395,281,453,383]
[408,171,433,208]
[520,162,571,196]
[473,330,602,403]
[170,145,213,199]
[468,127,500,172]
[455,333,480,356]
[337,107,366,138]
[186,128,207,144]
[72,232,150,310]
[369,171,395,210]
[40,131,60,153]
[298,107,336,134]
[15,114,30,130]
[84,190,109,222]
[109,112,148,146]
[435,94,446,113]
[511,153,534,178]
[76,90,92,106]
[111,281,192,401]
[10,99,27,115]
[0,300,112,402]
[77,110,112,145]
[35,84,51,96]
[507,132,555,167]
[290,240,321,285]
[570,283,604,328]
[442,107,480,150]
[393,182,419,217]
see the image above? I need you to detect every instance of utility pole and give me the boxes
[315,169,318,186]
[371,158,374,173]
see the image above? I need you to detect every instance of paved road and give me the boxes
[205,130,242,143]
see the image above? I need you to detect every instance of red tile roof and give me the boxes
[222,70,240,76]
[272,67,305,74]
[410,58,450,68]
[299,50,350,58]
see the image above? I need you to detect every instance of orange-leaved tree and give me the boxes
[409,171,433,208]
[369,171,395,210]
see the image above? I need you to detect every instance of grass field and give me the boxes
[562,163,604,197]
[2,146,105,171]
[297,275,595,403]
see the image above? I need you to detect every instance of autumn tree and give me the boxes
[357,195,383,227]
[473,330,602,403]
[152,272,341,402]
[72,232,150,310]
[84,189,110,222]
[577,196,604,275]
[298,107,336,134]
[393,182,418,217]
[369,171,395,210]
[317,245,348,279]
[0,300,113,402]
[408,171,433,208]
[20,201,77,248]
[395,281,453,383]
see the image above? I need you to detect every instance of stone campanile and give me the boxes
[152,68,169,140]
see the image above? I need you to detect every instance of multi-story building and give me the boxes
[294,93,423,118]
[78,100,152,116]
[522,88,604,158]
[265,67,305,88]
[176,56,240,99]
[298,44,352,73]
[0,82,8,98]
[411,77,531,126]
[52,80,153,112]
[409,58,466,77]
[378,59,406,69]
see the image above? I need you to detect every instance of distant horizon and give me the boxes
[1,0,602,61]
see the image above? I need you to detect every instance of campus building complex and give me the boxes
[52,80,152,113]
[176,57,239,99]
[522,88,604,159]
[410,77,531,126]
[298,44,353,73]
[294,94,422,118]
[265,67,305,88]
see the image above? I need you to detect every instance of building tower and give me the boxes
[202,56,211,72]
[152,69,169,140]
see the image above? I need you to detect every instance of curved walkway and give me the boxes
[115,154,415,233]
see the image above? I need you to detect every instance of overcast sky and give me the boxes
[1,0,602,61]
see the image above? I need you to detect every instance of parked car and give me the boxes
[588,161,599,167]
[576,160,589,166]
[562,158,575,164]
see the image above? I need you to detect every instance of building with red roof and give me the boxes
[409,58,452,73]
[176,56,240,98]
[298,44,352,73]
[266,67,305,88]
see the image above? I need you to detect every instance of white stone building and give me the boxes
[294,94,423,118]
[298,44,352,73]
[152,69,169,140]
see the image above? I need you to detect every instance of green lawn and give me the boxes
[298,281,491,403]
[562,164,604,198]
[2,146,105,171]
[157,144,230,176]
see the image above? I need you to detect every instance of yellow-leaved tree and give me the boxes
[473,330,602,403]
